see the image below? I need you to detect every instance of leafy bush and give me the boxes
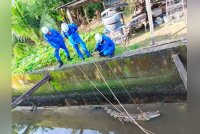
[12,27,103,74]
[12,0,139,74]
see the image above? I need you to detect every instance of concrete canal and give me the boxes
[12,42,187,106]
[12,103,187,134]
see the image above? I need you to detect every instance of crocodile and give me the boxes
[103,107,160,123]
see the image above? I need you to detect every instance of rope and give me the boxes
[91,60,154,134]
[105,61,143,113]
[77,64,125,115]
[105,62,154,134]
[111,26,146,113]
[77,63,154,134]
[75,65,101,104]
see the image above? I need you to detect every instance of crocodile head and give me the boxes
[139,110,160,121]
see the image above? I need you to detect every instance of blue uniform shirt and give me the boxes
[95,35,115,53]
[44,29,65,49]
[62,24,80,45]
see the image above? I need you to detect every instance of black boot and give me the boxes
[109,52,114,58]
[99,52,104,57]
[67,56,72,61]
[58,60,63,67]
[81,57,85,61]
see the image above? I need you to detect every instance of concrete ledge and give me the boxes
[12,42,187,104]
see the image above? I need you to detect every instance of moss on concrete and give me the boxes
[12,43,187,97]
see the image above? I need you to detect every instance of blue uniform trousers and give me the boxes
[96,45,114,56]
[71,36,91,59]
[54,44,70,61]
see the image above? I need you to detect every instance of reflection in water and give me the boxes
[12,103,187,134]
[12,123,54,134]
[12,124,110,134]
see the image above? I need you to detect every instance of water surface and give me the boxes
[12,103,187,134]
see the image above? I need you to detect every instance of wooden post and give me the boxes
[172,54,187,90]
[145,0,155,46]
[181,0,185,12]
[83,7,90,24]
[166,0,169,21]
[102,1,106,9]
[67,8,74,23]
[181,0,187,24]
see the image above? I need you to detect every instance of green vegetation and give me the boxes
[12,28,101,74]
[12,39,141,74]
[12,0,140,74]
[11,0,103,74]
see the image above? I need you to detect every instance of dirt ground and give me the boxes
[79,19,104,33]
[79,14,187,48]
[127,19,187,47]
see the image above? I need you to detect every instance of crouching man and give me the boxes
[41,26,71,67]
[94,33,115,58]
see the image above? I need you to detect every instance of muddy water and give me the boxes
[12,103,187,134]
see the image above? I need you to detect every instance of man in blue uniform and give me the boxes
[41,26,71,67]
[94,33,115,58]
[61,23,91,60]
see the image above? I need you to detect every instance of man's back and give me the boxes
[102,35,115,49]
[44,29,65,48]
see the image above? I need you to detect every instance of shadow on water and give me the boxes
[12,103,188,134]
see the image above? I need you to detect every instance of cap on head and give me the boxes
[95,33,102,43]
[41,26,49,34]
[61,23,69,32]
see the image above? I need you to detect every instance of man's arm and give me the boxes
[61,31,68,39]
[71,23,78,32]
[101,40,109,52]
[45,37,57,48]
[95,43,100,51]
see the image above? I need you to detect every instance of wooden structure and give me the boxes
[56,0,158,46]
[145,0,155,46]
[166,0,186,22]
[57,0,102,23]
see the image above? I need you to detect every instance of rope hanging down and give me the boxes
[105,61,143,113]
[77,64,154,134]
[77,59,154,134]
[92,60,154,134]
[77,65,123,114]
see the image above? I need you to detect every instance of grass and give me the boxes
[12,18,187,74]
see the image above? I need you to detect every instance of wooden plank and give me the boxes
[12,74,51,109]
[67,0,86,8]
[166,0,169,21]
[57,0,83,10]
[56,0,101,10]
[66,9,74,23]
[172,54,187,90]
[145,0,155,46]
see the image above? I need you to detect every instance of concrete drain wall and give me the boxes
[12,43,187,105]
